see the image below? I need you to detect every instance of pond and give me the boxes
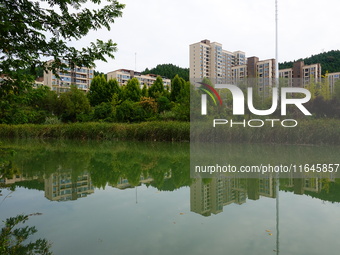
[1,139,340,255]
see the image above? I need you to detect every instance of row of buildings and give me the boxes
[41,60,171,94]
[190,175,334,217]
[2,171,330,213]
[189,39,340,92]
[35,40,340,94]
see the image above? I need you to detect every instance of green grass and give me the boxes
[0,121,190,142]
[0,119,339,144]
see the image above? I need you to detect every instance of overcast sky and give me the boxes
[78,0,340,73]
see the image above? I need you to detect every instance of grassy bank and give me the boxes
[0,121,190,142]
[0,119,339,144]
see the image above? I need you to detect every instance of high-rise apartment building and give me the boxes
[279,61,322,87]
[246,57,276,95]
[231,65,247,84]
[43,60,94,93]
[189,39,246,84]
[190,39,328,94]
[107,69,171,89]
[279,68,294,87]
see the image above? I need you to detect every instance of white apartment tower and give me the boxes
[189,39,246,84]
[43,60,94,93]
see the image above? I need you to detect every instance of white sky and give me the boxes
[76,0,340,73]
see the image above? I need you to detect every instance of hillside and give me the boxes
[279,50,340,75]
[141,64,189,81]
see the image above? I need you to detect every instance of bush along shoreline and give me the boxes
[0,119,339,144]
[0,121,190,142]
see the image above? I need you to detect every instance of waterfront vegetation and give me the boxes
[0,214,52,255]
[1,0,340,146]
[0,121,190,141]
[1,74,340,144]
[0,119,340,144]
[2,27,340,145]
[0,74,190,124]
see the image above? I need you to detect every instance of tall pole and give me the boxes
[275,2,280,254]
[276,173,280,254]
[135,52,137,71]
[275,0,279,84]
[135,186,138,204]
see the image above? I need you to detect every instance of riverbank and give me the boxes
[0,121,190,142]
[0,119,339,144]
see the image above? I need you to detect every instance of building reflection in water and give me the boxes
[1,173,39,185]
[111,176,154,190]
[190,175,335,217]
[44,171,94,201]
[1,170,336,207]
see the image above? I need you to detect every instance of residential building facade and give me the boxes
[190,39,329,95]
[107,69,171,89]
[246,57,276,96]
[327,72,340,93]
[189,39,246,84]
[43,60,94,93]
[231,64,247,84]
[279,68,293,87]
[279,61,322,87]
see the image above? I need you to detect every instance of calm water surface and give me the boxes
[1,139,340,255]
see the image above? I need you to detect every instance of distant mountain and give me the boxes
[279,50,340,75]
[141,64,189,81]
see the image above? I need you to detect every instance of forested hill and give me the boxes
[279,50,340,75]
[141,64,189,81]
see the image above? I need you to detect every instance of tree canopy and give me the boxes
[148,76,164,98]
[142,64,189,81]
[0,0,125,83]
[279,50,340,75]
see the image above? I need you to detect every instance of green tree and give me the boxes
[171,81,190,121]
[88,75,107,106]
[57,86,91,122]
[306,78,317,100]
[170,75,185,102]
[116,100,145,122]
[279,50,340,75]
[141,84,149,97]
[201,77,213,86]
[139,97,158,118]
[92,102,115,122]
[0,86,57,124]
[149,76,164,98]
[88,76,121,106]
[333,79,340,101]
[141,64,189,81]
[157,96,171,113]
[107,79,121,99]
[0,214,52,255]
[0,0,125,87]
[122,78,141,102]
[319,74,331,100]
